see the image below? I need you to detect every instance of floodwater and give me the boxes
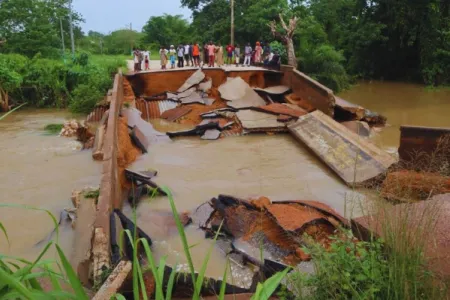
[339,81,450,150]
[127,133,362,281]
[0,109,101,261]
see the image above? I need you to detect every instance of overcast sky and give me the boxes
[72,0,192,34]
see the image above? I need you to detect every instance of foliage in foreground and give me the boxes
[0,53,126,114]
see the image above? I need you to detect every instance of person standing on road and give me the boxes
[192,42,200,67]
[244,43,252,66]
[184,44,190,67]
[216,42,224,67]
[138,50,144,71]
[207,41,215,67]
[255,41,262,63]
[159,46,168,70]
[226,44,234,65]
[169,45,176,69]
[234,44,241,66]
[177,44,184,68]
[203,43,209,66]
[144,54,149,70]
[133,48,140,72]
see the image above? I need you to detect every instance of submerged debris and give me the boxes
[288,110,396,186]
[60,119,81,137]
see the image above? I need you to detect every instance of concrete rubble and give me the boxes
[288,110,397,186]
[218,77,266,109]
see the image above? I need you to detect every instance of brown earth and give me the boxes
[123,78,135,103]
[117,116,141,189]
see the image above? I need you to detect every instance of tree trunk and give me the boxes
[0,87,9,112]
[286,38,297,68]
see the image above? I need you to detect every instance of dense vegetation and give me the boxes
[1,0,448,109]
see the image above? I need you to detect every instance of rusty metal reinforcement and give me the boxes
[93,70,124,278]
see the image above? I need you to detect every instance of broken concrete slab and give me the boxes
[198,79,212,92]
[236,110,286,133]
[161,106,192,122]
[335,96,365,120]
[250,103,307,118]
[277,115,295,123]
[167,87,197,101]
[204,98,216,106]
[201,129,221,140]
[167,122,221,138]
[288,110,397,186]
[92,124,105,161]
[130,125,150,153]
[218,77,266,109]
[122,107,170,143]
[125,169,168,196]
[180,92,205,105]
[254,85,291,95]
[199,118,233,130]
[92,260,132,300]
[341,121,371,137]
[178,69,205,93]
[71,191,97,286]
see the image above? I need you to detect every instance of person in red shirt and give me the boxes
[192,42,200,67]
[226,44,234,65]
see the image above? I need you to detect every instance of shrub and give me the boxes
[270,41,287,64]
[301,44,350,92]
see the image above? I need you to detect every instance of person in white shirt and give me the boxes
[184,44,191,67]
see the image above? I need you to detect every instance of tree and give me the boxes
[142,14,191,47]
[269,14,298,67]
[0,0,83,58]
[103,30,142,55]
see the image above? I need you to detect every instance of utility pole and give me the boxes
[230,0,235,46]
[59,18,66,55]
[68,0,75,57]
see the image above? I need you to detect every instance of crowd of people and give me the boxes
[132,41,281,72]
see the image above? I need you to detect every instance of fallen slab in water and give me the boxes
[160,106,192,122]
[236,110,287,133]
[218,77,266,109]
[288,110,397,186]
[250,103,307,118]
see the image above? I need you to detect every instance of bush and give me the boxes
[0,53,126,113]
[270,41,287,64]
[301,44,350,92]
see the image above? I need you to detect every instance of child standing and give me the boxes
[159,46,168,70]
[169,45,176,69]
[144,55,149,70]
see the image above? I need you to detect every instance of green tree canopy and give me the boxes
[142,14,191,47]
[0,0,83,58]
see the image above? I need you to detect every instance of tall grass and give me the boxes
[0,189,288,299]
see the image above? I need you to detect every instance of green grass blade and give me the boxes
[165,264,178,300]
[251,268,290,300]
[15,241,52,281]
[194,221,223,300]
[155,256,167,300]
[55,244,88,300]
[219,260,229,300]
[163,187,197,292]
[0,222,10,247]
[0,102,27,121]
[112,294,127,300]
[0,267,34,299]
[26,277,43,291]
[135,262,148,300]
[138,238,164,299]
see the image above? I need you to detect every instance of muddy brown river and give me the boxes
[0,109,101,261]
[0,81,448,279]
